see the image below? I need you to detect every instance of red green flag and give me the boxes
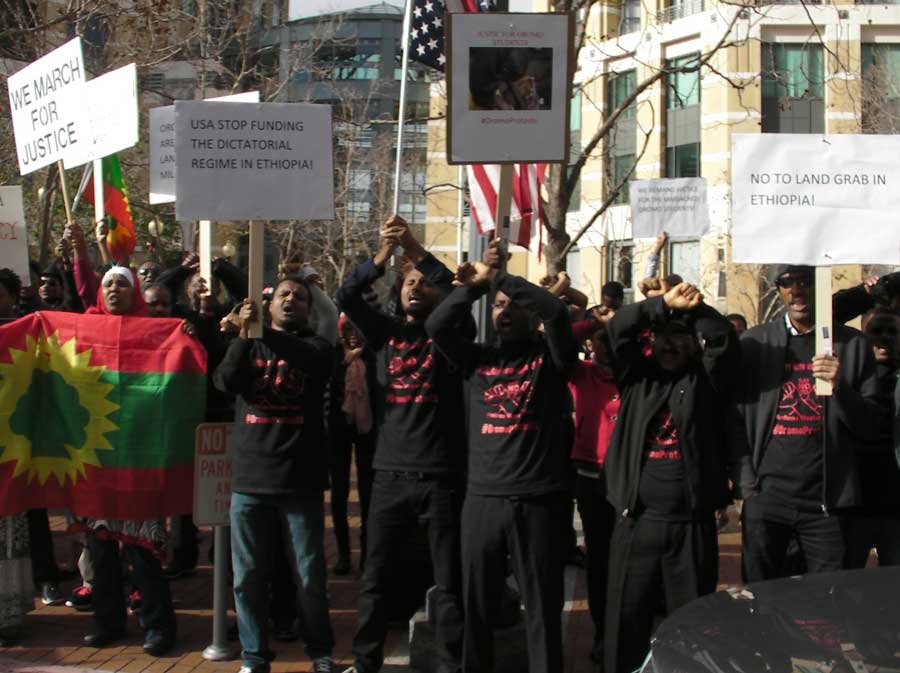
[85,154,137,263]
[0,312,207,520]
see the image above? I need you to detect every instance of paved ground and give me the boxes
[0,494,746,673]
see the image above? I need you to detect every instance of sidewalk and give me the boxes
[1,502,744,673]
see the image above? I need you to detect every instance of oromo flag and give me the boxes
[0,312,206,520]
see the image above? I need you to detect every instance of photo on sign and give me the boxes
[446,12,573,165]
[468,47,553,111]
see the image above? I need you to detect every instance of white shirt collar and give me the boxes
[784,312,814,336]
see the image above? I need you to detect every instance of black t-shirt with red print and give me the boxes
[759,332,824,511]
[636,406,690,520]
[214,328,333,494]
[335,255,466,475]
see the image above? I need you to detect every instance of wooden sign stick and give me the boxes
[247,220,264,339]
[815,266,833,397]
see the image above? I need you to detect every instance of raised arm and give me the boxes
[425,282,485,375]
[308,283,339,346]
[494,271,577,372]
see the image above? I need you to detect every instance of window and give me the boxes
[316,39,383,81]
[666,55,701,109]
[606,70,637,203]
[861,43,900,133]
[607,241,634,289]
[665,55,700,177]
[668,239,701,286]
[761,43,824,133]
[665,143,700,178]
[568,91,582,212]
[620,0,641,34]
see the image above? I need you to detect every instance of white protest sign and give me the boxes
[174,101,335,221]
[193,423,234,527]
[732,134,900,265]
[7,38,86,175]
[447,12,573,164]
[149,91,260,205]
[630,177,709,239]
[62,63,139,169]
[0,187,30,284]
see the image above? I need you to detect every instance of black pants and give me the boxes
[329,421,375,563]
[605,516,717,673]
[27,509,59,585]
[171,514,199,570]
[353,471,463,673]
[575,472,616,642]
[87,535,175,637]
[841,514,900,569]
[461,493,565,673]
[742,497,844,582]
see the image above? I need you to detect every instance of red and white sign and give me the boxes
[193,423,234,527]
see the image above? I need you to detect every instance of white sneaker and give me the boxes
[340,666,358,673]
[312,657,334,673]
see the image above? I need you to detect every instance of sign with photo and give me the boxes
[446,12,573,165]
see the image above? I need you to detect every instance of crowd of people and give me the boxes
[0,216,898,673]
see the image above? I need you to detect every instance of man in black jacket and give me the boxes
[337,216,466,673]
[602,282,739,673]
[731,264,884,583]
[214,278,336,673]
[425,242,577,673]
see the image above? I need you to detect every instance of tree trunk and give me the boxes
[543,164,570,274]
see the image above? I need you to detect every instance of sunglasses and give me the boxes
[138,268,157,276]
[775,275,813,289]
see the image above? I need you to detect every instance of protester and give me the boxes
[74,265,178,656]
[329,316,376,575]
[643,232,668,281]
[731,265,884,582]
[841,308,900,567]
[567,305,620,665]
[726,313,748,335]
[601,281,625,311]
[137,261,162,284]
[426,240,577,673]
[603,282,739,673]
[337,216,466,673]
[214,278,337,673]
[542,271,588,321]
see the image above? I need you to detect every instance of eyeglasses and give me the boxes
[775,275,813,289]
[138,268,156,276]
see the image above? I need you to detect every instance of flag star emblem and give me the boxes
[438,53,446,65]
[410,27,419,39]
[417,44,426,56]
[421,22,429,34]
[428,38,438,51]
[433,16,442,28]
[424,0,434,12]
[413,5,422,17]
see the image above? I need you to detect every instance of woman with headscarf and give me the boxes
[72,263,177,657]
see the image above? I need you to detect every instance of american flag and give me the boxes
[407,0,544,253]
[409,0,496,71]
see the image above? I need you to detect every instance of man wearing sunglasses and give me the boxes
[730,264,884,582]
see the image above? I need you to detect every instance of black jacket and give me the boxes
[604,296,740,518]
[729,319,884,511]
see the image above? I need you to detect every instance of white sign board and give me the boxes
[0,187,30,284]
[149,91,260,205]
[62,63,139,169]
[630,178,710,239]
[732,134,900,265]
[193,423,234,527]
[447,12,573,164]
[174,101,335,221]
[7,38,86,175]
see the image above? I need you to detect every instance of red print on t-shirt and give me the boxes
[644,409,681,460]
[773,362,822,437]
[479,356,542,435]
[385,336,437,404]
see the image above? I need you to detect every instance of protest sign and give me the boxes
[630,178,709,239]
[62,63,138,169]
[193,423,233,527]
[446,12,573,164]
[7,38,86,175]
[149,91,260,205]
[732,134,900,265]
[0,187,29,283]
[174,101,335,221]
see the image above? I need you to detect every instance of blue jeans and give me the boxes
[231,491,334,671]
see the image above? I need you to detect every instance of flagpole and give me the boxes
[93,158,110,265]
[392,0,415,216]
[456,165,465,265]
